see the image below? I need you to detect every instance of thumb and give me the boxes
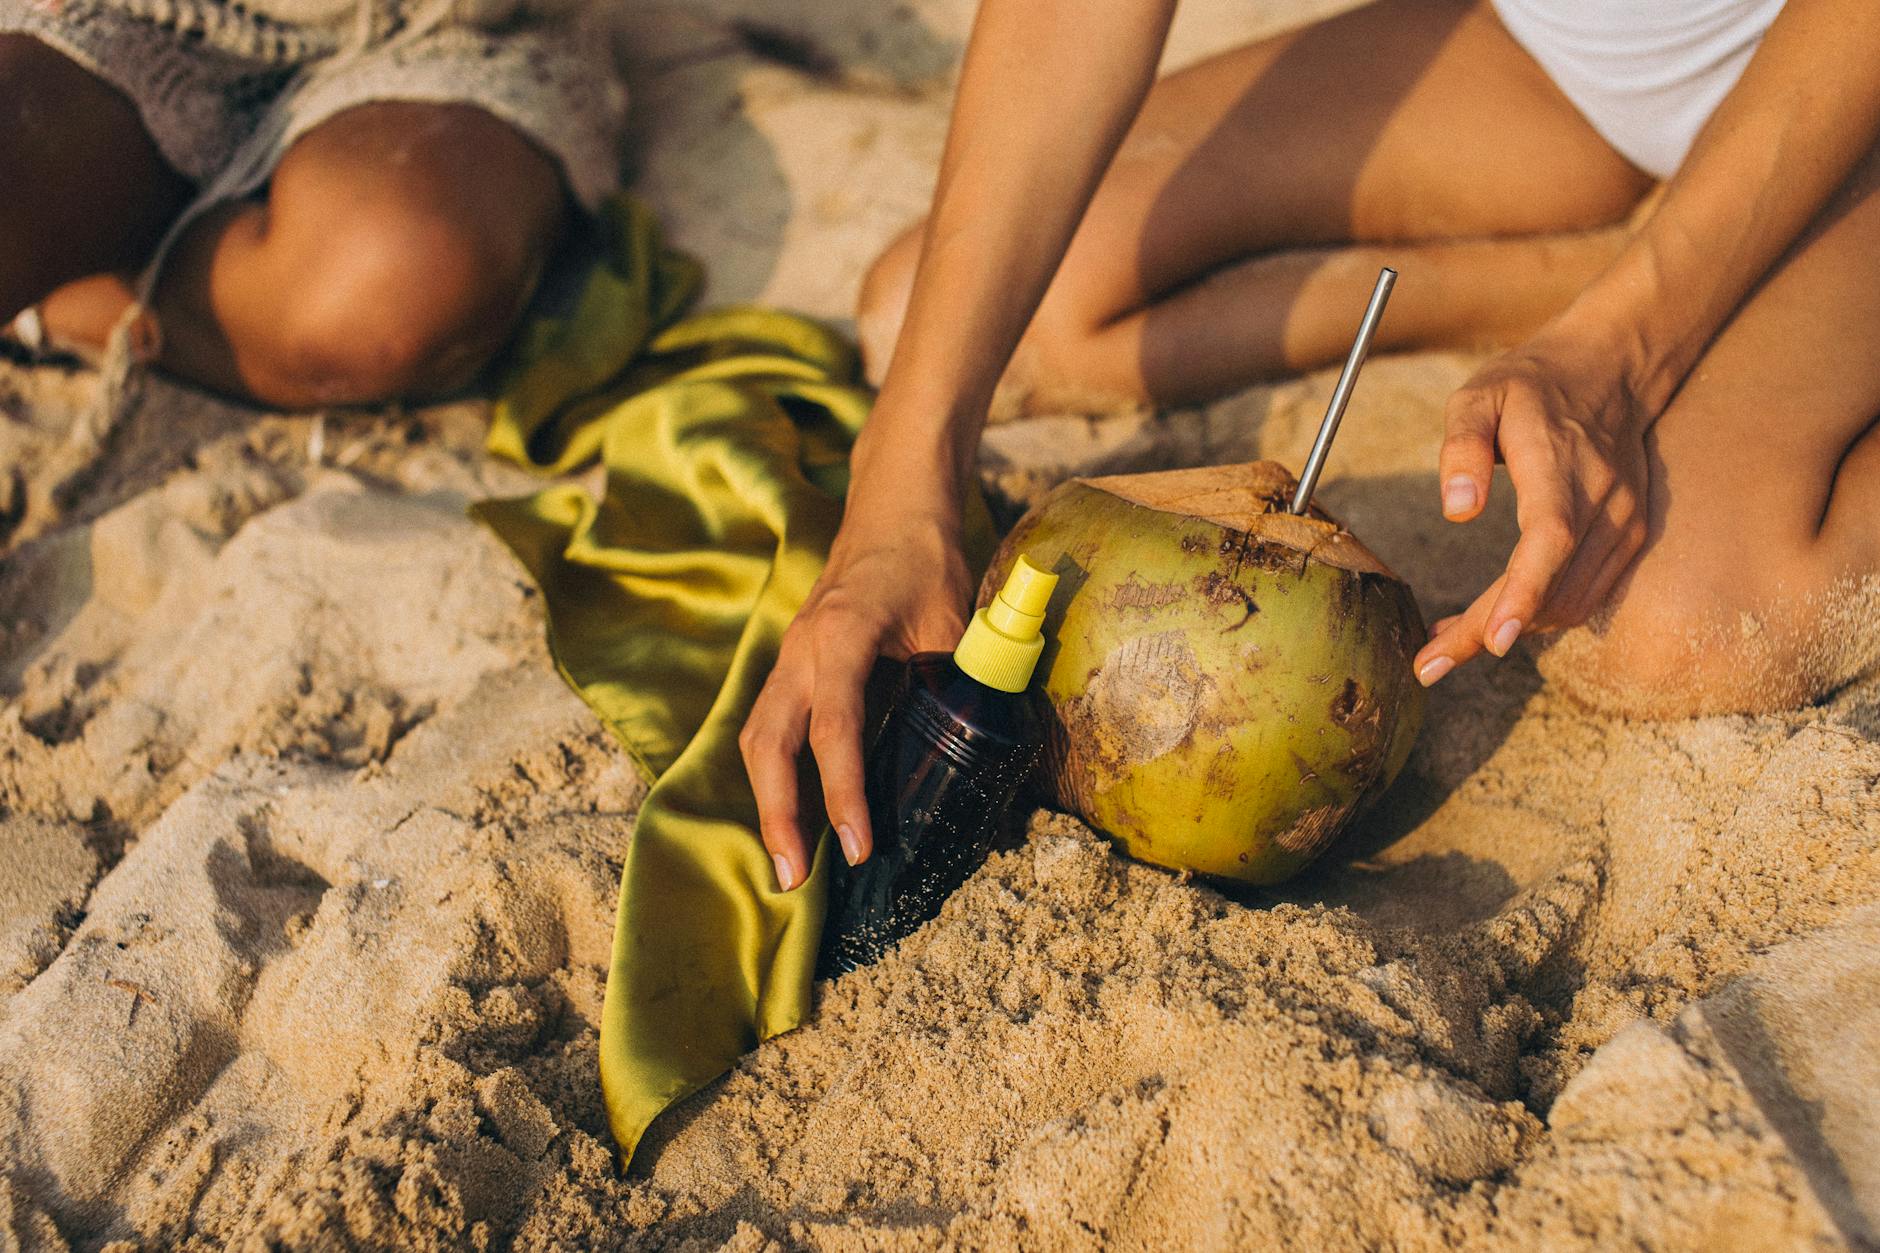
[1439,385,1499,521]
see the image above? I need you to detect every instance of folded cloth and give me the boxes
[474,197,988,1164]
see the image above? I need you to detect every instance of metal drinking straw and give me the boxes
[1288,266,1397,515]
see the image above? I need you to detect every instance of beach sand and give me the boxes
[3,0,1878,1248]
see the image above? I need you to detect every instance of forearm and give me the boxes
[1563,0,1880,414]
[853,0,1177,498]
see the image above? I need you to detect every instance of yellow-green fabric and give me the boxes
[472,197,985,1166]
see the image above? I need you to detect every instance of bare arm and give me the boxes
[742,0,1178,889]
[856,0,1179,492]
[1599,0,1880,410]
[1423,0,1880,680]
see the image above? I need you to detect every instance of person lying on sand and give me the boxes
[0,0,622,409]
[743,0,1880,889]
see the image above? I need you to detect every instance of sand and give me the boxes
[3,0,1879,1248]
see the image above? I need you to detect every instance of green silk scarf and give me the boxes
[472,197,982,1165]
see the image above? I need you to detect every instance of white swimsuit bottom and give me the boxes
[1491,0,1786,180]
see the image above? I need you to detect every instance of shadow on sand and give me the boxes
[611,0,961,310]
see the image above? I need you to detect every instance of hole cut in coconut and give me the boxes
[1080,461,1396,579]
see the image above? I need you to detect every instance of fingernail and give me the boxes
[772,853,798,892]
[1416,655,1454,686]
[1488,618,1522,657]
[1442,476,1478,519]
[836,823,864,866]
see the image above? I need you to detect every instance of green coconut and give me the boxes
[980,461,1425,884]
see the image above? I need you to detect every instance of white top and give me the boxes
[1492,0,1788,178]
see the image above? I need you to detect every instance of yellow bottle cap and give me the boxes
[954,555,1059,693]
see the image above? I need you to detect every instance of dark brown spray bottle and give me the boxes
[817,556,1058,976]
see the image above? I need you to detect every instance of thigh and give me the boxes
[1044,0,1652,330]
[260,100,570,380]
[0,34,190,314]
[155,100,570,404]
[182,98,569,342]
[1545,142,1880,713]
[1634,143,1880,598]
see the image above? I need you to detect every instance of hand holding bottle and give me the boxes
[742,0,1179,894]
[739,462,974,891]
[818,557,1057,975]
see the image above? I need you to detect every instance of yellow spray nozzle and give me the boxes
[990,555,1056,624]
[955,555,1059,693]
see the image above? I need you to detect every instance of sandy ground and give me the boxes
[3,0,1879,1248]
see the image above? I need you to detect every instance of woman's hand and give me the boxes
[1410,0,1880,690]
[1413,317,1655,685]
[738,472,974,891]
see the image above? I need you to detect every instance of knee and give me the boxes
[1536,561,1826,718]
[245,205,538,406]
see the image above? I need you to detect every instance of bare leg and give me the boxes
[858,0,1651,413]
[1536,143,1880,716]
[0,35,191,323]
[41,100,569,408]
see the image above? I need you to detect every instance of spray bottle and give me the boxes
[817,556,1058,976]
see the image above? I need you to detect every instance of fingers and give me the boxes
[742,600,899,890]
[808,615,878,869]
[1414,575,1504,686]
[1416,482,1646,688]
[1418,377,1517,686]
[1424,339,1656,685]
[1480,439,1579,656]
[739,509,976,891]
[739,647,814,892]
[1438,386,1500,522]
[1481,518,1575,655]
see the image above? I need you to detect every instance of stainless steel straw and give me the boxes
[1288,267,1397,515]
